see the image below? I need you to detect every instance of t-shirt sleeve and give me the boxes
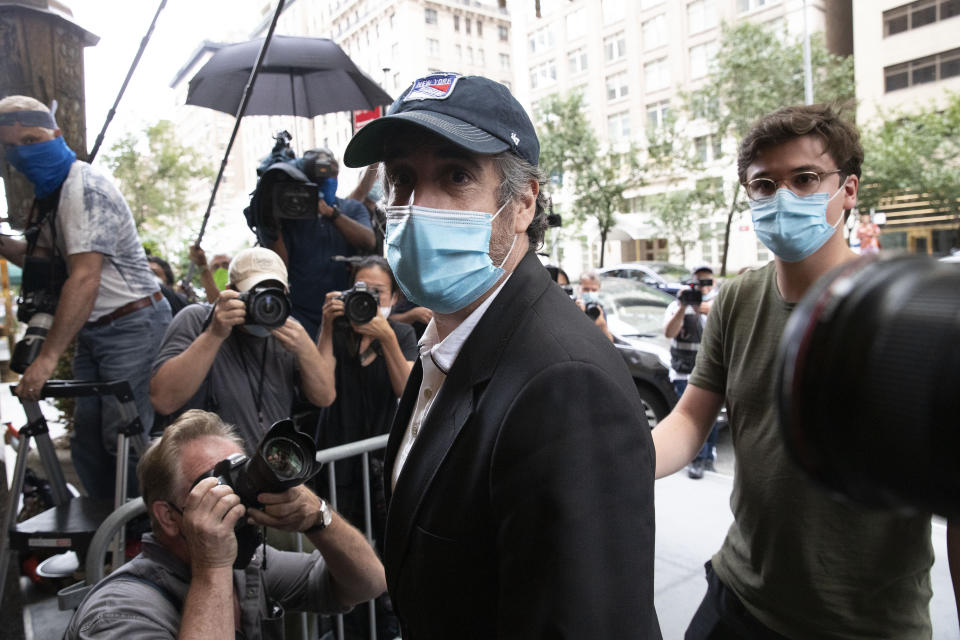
[151,304,210,375]
[58,164,133,258]
[262,547,352,615]
[688,286,727,395]
[339,197,371,228]
[392,321,418,361]
[664,300,680,330]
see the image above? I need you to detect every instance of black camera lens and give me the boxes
[241,286,291,329]
[585,302,602,320]
[778,253,960,517]
[262,437,306,480]
[339,283,379,325]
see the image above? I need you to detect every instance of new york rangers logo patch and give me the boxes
[404,73,461,102]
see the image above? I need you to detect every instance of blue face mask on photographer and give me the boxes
[5,136,76,197]
[749,184,846,263]
[319,177,337,206]
[385,203,515,314]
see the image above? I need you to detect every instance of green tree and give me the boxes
[104,120,214,261]
[536,92,640,266]
[686,21,855,273]
[859,93,960,248]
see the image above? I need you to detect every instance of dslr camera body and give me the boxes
[11,256,67,374]
[335,281,379,330]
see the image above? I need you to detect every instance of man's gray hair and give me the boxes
[492,151,549,248]
[581,270,601,284]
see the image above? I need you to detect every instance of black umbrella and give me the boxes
[186,35,392,117]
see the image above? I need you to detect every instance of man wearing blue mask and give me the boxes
[577,270,614,342]
[265,147,376,339]
[342,73,661,639]
[652,105,957,637]
[0,95,171,499]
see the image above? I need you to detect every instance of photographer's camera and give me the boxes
[238,285,291,329]
[336,282,379,329]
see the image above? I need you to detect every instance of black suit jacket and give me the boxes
[383,251,661,639]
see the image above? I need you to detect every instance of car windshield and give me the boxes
[594,278,674,337]
[649,263,690,282]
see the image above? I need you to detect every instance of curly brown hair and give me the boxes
[737,104,863,185]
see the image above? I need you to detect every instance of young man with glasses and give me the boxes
[652,105,957,638]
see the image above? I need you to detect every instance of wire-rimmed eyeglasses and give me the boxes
[744,169,843,201]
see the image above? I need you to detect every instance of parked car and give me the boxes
[588,277,678,427]
[597,261,691,295]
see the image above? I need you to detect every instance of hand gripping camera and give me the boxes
[11,256,67,374]
[192,419,321,568]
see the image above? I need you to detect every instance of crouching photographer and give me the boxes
[315,255,416,639]
[151,248,335,453]
[65,409,386,639]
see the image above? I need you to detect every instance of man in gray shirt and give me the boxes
[65,409,386,639]
[150,247,335,450]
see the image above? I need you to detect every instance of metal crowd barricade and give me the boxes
[312,433,389,640]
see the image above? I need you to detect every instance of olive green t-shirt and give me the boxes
[689,262,933,639]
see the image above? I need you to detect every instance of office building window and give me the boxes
[737,0,771,13]
[884,47,960,91]
[428,38,440,56]
[477,20,483,36]
[646,100,670,129]
[425,8,438,24]
[499,25,509,41]
[604,32,627,61]
[644,57,670,91]
[884,0,960,37]
[530,26,555,54]
[530,60,558,89]
[607,111,631,139]
[687,0,717,33]
[568,47,588,74]
[642,14,667,49]
[689,41,717,79]
[606,71,629,100]
[454,15,460,31]
[466,18,472,34]
[500,52,511,70]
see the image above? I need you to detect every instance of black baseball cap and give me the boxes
[344,73,539,168]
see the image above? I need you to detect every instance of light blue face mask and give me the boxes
[749,184,846,263]
[385,203,515,314]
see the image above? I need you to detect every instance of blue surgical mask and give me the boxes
[385,203,514,314]
[5,136,76,197]
[581,291,600,304]
[749,185,846,262]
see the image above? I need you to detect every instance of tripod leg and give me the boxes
[34,432,72,506]
[0,434,34,607]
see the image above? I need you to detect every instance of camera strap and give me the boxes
[237,335,269,428]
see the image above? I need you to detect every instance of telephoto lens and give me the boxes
[777,253,960,518]
[10,312,53,374]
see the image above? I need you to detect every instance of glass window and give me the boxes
[499,25,509,41]
[911,56,937,84]
[884,63,909,92]
[454,15,460,31]
[607,111,631,139]
[641,0,665,7]
[568,47,588,74]
[695,136,708,163]
[689,41,717,79]
[466,18,472,34]
[941,49,960,79]
[943,0,960,19]
[425,8,438,24]
[604,32,627,61]
[530,26,555,54]
[477,21,483,36]
[687,0,717,33]
[884,7,909,36]
[606,71,629,100]
[642,14,667,49]
[911,0,938,27]
[456,44,462,59]
[428,38,440,56]
[737,0,770,13]
[646,100,670,129]
[644,58,670,91]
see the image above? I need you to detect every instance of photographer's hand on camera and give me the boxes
[208,290,246,340]
[182,477,246,571]
[247,484,320,533]
[271,316,337,407]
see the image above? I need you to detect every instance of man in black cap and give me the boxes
[343,73,661,639]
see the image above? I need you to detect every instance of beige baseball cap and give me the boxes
[228,248,289,292]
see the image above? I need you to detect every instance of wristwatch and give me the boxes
[304,499,332,534]
[328,205,341,220]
